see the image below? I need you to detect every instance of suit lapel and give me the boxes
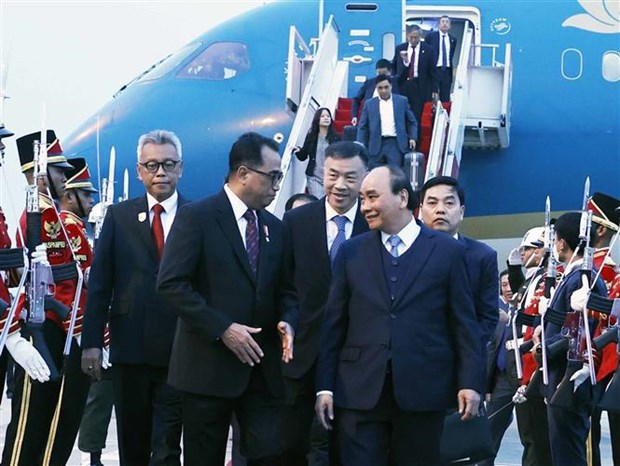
[352,207,368,237]
[134,196,158,261]
[392,226,436,308]
[256,210,273,288]
[214,190,256,284]
[312,201,332,278]
[367,232,391,305]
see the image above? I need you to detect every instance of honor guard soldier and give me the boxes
[2,130,85,466]
[0,124,51,402]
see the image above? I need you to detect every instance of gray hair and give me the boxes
[406,25,423,35]
[136,129,183,161]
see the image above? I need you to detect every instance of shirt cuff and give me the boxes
[316,390,333,397]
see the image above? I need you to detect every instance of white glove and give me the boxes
[569,364,590,392]
[83,266,90,286]
[538,296,549,316]
[512,385,527,404]
[101,346,112,369]
[31,244,49,267]
[570,275,589,312]
[75,334,81,347]
[5,333,51,383]
[508,247,522,266]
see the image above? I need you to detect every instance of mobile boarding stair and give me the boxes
[424,22,512,182]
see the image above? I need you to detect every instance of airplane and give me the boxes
[61,0,620,260]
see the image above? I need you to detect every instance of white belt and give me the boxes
[505,338,524,352]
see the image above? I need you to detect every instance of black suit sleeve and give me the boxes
[295,134,313,162]
[279,214,299,330]
[157,205,233,341]
[82,207,116,349]
[478,250,500,345]
[316,245,350,392]
[351,81,368,120]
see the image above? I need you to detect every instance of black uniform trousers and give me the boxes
[400,78,424,139]
[180,367,283,466]
[1,320,90,466]
[281,363,339,466]
[436,67,452,102]
[112,363,182,466]
[337,372,445,466]
[514,396,552,466]
[78,368,114,453]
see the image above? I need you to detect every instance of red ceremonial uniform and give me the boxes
[17,192,76,330]
[595,267,619,383]
[59,210,93,338]
[0,207,20,336]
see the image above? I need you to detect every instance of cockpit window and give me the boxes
[176,42,250,80]
[137,42,202,83]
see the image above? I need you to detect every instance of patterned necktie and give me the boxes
[243,209,259,275]
[388,235,401,258]
[408,46,417,79]
[151,203,165,259]
[329,216,348,265]
[441,34,448,69]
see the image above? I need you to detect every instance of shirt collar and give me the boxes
[224,184,252,221]
[147,190,178,213]
[563,257,583,276]
[381,216,420,249]
[379,95,393,103]
[325,199,359,225]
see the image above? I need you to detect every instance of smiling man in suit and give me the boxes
[356,75,417,170]
[281,141,369,466]
[157,132,296,466]
[81,129,187,466]
[315,166,484,466]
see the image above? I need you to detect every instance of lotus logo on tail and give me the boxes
[563,0,619,33]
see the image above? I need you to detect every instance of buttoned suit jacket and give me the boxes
[82,194,189,366]
[157,189,296,397]
[281,199,368,380]
[316,223,484,411]
[392,41,438,102]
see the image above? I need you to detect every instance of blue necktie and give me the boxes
[441,34,448,69]
[329,216,348,265]
[243,209,259,275]
[388,235,401,258]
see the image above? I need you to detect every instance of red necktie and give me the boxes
[151,203,165,259]
[243,209,259,275]
[408,46,417,79]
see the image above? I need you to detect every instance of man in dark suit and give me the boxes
[315,165,484,466]
[356,75,417,170]
[425,15,458,102]
[392,25,438,131]
[157,132,296,466]
[81,129,186,466]
[419,176,499,347]
[350,59,395,126]
[281,141,369,466]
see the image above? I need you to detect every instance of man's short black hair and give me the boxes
[555,212,598,253]
[385,165,418,212]
[375,74,392,86]
[375,59,392,70]
[420,175,466,205]
[285,193,318,211]
[228,132,279,175]
[500,269,509,279]
[325,141,369,168]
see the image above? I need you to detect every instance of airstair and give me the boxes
[426,22,512,179]
[269,16,348,218]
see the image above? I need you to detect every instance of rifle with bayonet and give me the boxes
[92,146,115,241]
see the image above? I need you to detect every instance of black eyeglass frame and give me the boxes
[138,160,182,173]
[245,166,284,187]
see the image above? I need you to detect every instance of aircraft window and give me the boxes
[382,33,396,60]
[140,42,202,82]
[177,42,251,80]
[345,3,378,11]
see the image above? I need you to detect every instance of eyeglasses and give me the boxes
[245,166,284,187]
[138,160,181,173]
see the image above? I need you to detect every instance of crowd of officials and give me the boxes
[0,15,618,466]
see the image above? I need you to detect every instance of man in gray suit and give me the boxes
[356,75,417,170]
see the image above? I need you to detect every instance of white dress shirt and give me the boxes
[404,43,421,78]
[146,191,179,242]
[380,217,421,256]
[436,32,452,68]
[224,184,256,248]
[325,199,359,252]
[379,96,397,137]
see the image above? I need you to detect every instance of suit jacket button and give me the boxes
[391,260,398,266]
[390,313,396,319]
[390,276,397,282]
[381,343,388,349]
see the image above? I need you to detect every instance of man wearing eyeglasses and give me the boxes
[157,132,296,466]
[82,129,188,466]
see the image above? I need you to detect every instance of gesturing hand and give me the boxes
[277,321,294,363]
[221,323,263,366]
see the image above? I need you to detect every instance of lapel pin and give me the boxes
[138,212,147,222]
[263,225,270,243]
